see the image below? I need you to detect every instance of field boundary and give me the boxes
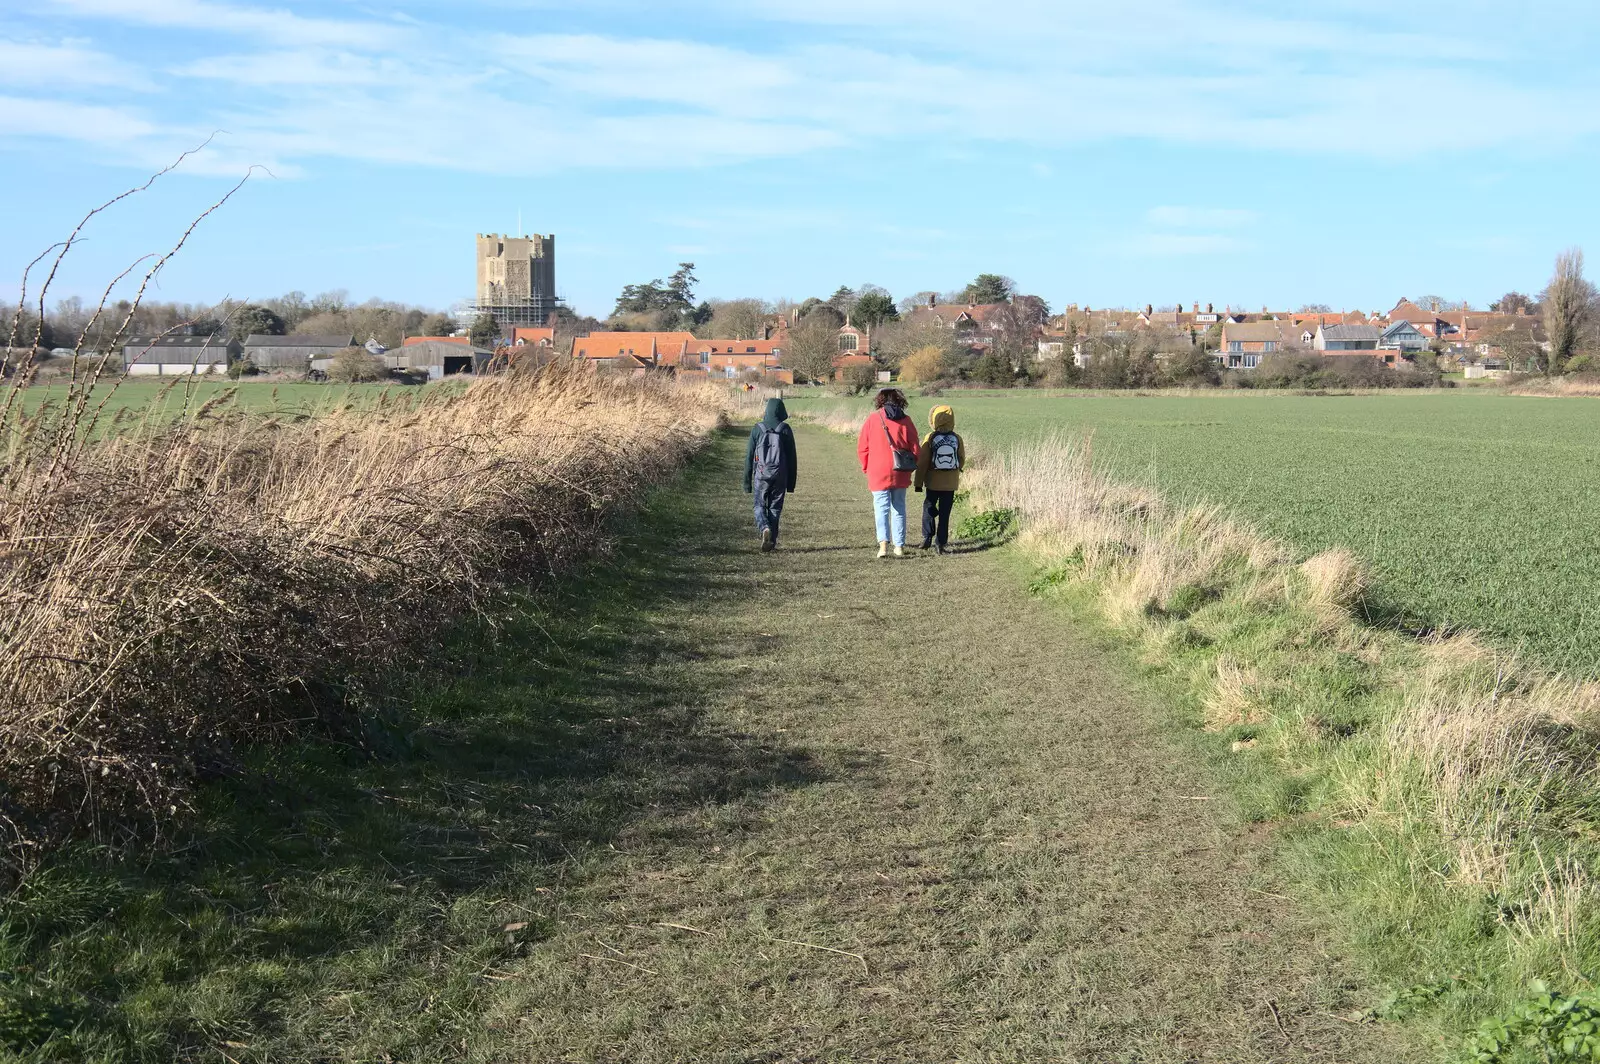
[0,368,754,872]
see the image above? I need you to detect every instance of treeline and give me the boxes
[4,290,455,353]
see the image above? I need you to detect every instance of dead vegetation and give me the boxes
[0,366,739,871]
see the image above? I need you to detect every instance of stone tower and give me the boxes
[475,233,556,324]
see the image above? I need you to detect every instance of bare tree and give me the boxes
[783,315,840,383]
[704,298,769,340]
[1541,248,1596,374]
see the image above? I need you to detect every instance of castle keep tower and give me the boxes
[473,233,556,325]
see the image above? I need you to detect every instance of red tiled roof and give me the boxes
[403,335,468,346]
[513,327,555,345]
[571,331,698,361]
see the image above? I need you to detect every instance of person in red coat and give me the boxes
[856,387,920,558]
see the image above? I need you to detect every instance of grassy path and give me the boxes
[3,424,1420,1062]
[475,424,1414,1062]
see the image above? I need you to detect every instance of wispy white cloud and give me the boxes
[0,40,151,89]
[45,0,412,48]
[11,0,1600,178]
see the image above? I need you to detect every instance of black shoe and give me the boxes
[760,528,774,552]
[919,539,933,550]
[935,543,948,555]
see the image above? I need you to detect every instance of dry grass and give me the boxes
[974,429,1600,1020]
[0,366,744,869]
[1505,375,1600,397]
[793,401,867,436]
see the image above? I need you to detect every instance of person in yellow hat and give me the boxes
[913,404,965,554]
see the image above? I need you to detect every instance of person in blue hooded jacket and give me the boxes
[744,397,798,552]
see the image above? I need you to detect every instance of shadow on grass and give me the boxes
[0,428,825,1060]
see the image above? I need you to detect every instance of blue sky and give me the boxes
[3,0,1599,317]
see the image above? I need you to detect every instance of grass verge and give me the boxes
[968,432,1600,1060]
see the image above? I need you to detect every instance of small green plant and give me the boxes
[226,357,258,379]
[1465,984,1600,1063]
[956,507,1015,543]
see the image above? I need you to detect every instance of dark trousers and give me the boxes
[753,479,786,543]
[922,489,954,547]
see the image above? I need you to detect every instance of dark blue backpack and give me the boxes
[754,423,789,480]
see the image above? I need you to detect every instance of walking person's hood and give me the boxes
[930,405,955,432]
[882,402,906,420]
[761,397,789,427]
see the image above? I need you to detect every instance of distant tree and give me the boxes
[875,317,961,371]
[689,301,713,327]
[797,299,845,329]
[419,312,456,337]
[294,311,354,337]
[1012,294,1051,330]
[706,298,769,340]
[898,345,948,383]
[311,289,350,314]
[326,347,390,383]
[1542,249,1596,374]
[612,262,698,326]
[963,274,1015,305]
[1297,303,1332,314]
[230,305,285,342]
[469,312,501,348]
[853,291,900,330]
[1414,294,1449,312]
[1492,291,1537,315]
[783,315,840,383]
[899,290,940,313]
[827,286,858,319]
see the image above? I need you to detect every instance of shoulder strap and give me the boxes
[879,410,897,449]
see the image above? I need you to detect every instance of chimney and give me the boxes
[1207,303,1214,314]
[1145,304,1153,316]
[1192,302,1199,314]
[928,294,937,308]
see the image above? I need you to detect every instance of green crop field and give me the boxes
[12,379,440,422]
[791,390,1600,676]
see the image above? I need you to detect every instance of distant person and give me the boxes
[744,397,797,552]
[857,388,919,558]
[914,404,965,554]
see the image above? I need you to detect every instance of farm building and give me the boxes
[243,333,354,372]
[122,335,242,375]
[392,341,493,377]
[309,342,493,379]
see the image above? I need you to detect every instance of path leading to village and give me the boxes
[11,421,1426,1062]
[474,423,1415,1063]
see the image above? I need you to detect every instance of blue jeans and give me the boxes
[872,488,907,546]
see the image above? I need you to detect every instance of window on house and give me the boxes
[838,333,858,352]
[699,352,709,366]
[1227,341,1242,353]
[1262,342,1277,353]
[1243,354,1261,368]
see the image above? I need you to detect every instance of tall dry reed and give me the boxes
[0,366,741,869]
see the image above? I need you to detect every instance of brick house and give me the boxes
[1217,322,1285,369]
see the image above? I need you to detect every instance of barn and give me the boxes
[243,333,354,373]
[121,335,242,375]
